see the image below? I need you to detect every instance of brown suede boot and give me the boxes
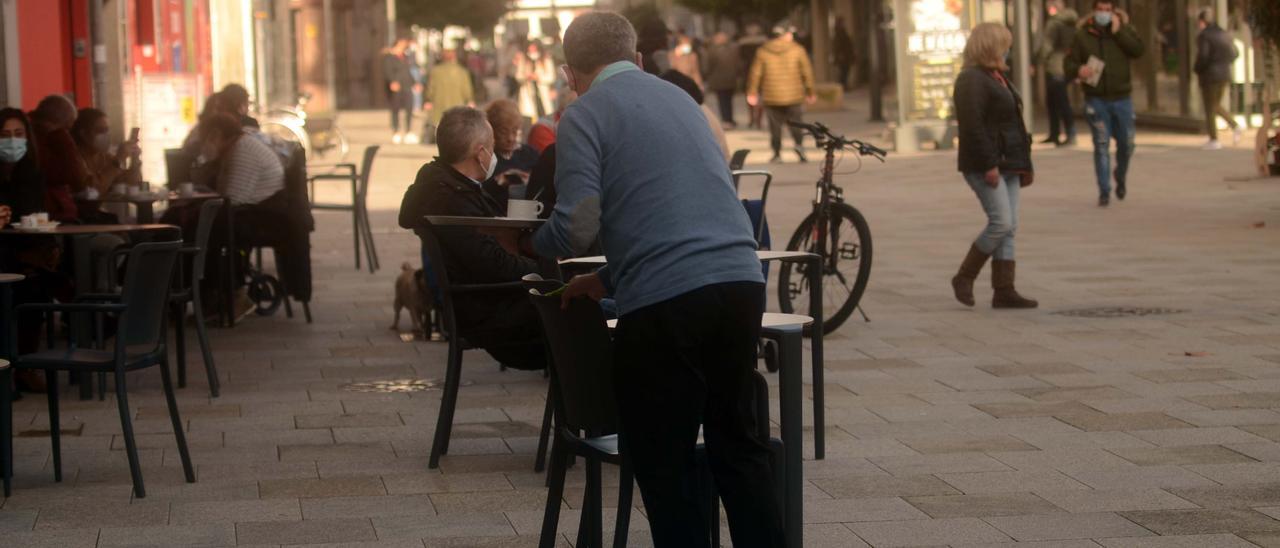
[951,244,990,307]
[991,260,1038,309]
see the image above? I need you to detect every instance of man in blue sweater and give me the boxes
[531,11,783,547]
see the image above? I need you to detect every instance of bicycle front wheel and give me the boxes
[776,202,873,335]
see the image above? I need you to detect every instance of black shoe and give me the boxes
[1098,195,1110,207]
[1040,136,1059,144]
[794,147,808,163]
[1115,183,1126,200]
[770,153,783,164]
[1057,135,1077,147]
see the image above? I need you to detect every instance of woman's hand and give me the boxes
[984,168,1000,188]
[0,205,11,227]
[1020,171,1035,187]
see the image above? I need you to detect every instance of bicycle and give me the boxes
[260,93,350,162]
[776,121,886,335]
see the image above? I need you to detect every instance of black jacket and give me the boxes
[954,67,1033,175]
[398,160,542,331]
[1064,18,1145,99]
[1194,23,1237,84]
[381,52,417,91]
[0,153,46,218]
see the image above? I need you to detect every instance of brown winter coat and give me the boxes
[746,37,814,106]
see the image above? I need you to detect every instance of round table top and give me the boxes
[0,359,7,370]
[0,223,178,236]
[607,312,812,331]
[0,273,25,283]
[425,215,545,229]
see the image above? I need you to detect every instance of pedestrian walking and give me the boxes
[833,17,856,91]
[516,41,556,120]
[424,50,475,144]
[747,25,816,163]
[1064,0,1144,207]
[1036,0,1078,146]
[738,24,768,129]
[1194,8,1241,150]
[704,31,741,128]
[669,31,703,88]
[951,23,1038,310]
[382,38,421,144]
[533,11,784,547]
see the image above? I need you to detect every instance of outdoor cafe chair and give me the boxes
[3,241,195,498]
[417,221,553,470]
[309,144,379,273]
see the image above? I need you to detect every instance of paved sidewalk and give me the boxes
[2,101,1279,547]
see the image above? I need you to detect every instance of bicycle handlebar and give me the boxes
[787,121,887,161]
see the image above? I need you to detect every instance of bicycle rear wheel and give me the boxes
[776,202,872,335]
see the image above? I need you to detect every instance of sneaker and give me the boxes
[405,133,420,145]
[1098,195,1110,207]
[392,132,403,145]
[769,153,783,164]
[1202,139,1222,150]
[794,146,808,163]
[1116,183,1126,201]
[1039,136,1059,145]
[1232,127,1243,145]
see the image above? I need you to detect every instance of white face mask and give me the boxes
[481,146,498,180]
[93,132,110,152]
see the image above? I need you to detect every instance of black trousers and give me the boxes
[715,89,736,125]
[1200,80,1237,141]
[765,104,805,155]
[1045,74,1075,141]
[614,281,783,548]
[388,89,414,133]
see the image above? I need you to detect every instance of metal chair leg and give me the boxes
[427,342,463,469]
[45,370,61,482]
[302,301,312,324]
[113,368,145,498]
[613,461,634,548]
[352,183,362,271]
[538,436,568,548]
[534,383,555,473]
[173,303,188,388]
[158,357,195,483]
[1,367,12,496]
[190,286,220,397]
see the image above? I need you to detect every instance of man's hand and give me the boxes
[984,167,1000,188]
[746,94,759,107]
[390,81,402,92]
[0,205,11,227]
[805,94,817,105]
[1112,9,1128,32]
[561,273,606,309]
[1077,66,1094,80]
[497,169,530,186]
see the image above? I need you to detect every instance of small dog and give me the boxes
[392,262,434,338]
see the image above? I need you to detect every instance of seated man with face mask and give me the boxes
[397,106,547,371]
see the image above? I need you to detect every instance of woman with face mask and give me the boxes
[71,108,142,195]
[0,108,45,228]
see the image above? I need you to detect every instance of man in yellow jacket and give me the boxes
[747,26,816,163]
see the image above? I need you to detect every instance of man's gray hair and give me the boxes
[563,11,637,72]
[435,106,490,164]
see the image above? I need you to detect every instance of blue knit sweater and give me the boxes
[532,64,763,315]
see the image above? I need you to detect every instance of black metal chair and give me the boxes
[527,289,634,548]
[417,221,551,470]
[729,148,750,171]
[309,145,379,273]
[5,241,195,498]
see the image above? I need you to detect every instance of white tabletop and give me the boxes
[425,215,545,229]
[560,250,819,266]
[607,312,811,331]
[0,359,7,370]
[0,273,25,283]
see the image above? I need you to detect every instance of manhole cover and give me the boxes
[340,378,472,393]
[1053,307,1186,318]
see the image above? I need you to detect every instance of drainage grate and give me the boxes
[1053,306,1187,318]
[341,378,473,393]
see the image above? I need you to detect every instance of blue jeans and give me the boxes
[1084,96,1135,197]
[964,171,1020,260]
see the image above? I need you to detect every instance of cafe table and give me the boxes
[79,191,222,224]
[0,224,181,399]
[560,250,828,461]
[424,215,545,229]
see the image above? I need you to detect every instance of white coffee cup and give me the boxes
[178,182,195,196]
[127,185,142,197]
[507,199,543,220]
[34,212,48,223]
[20,215,38,228]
